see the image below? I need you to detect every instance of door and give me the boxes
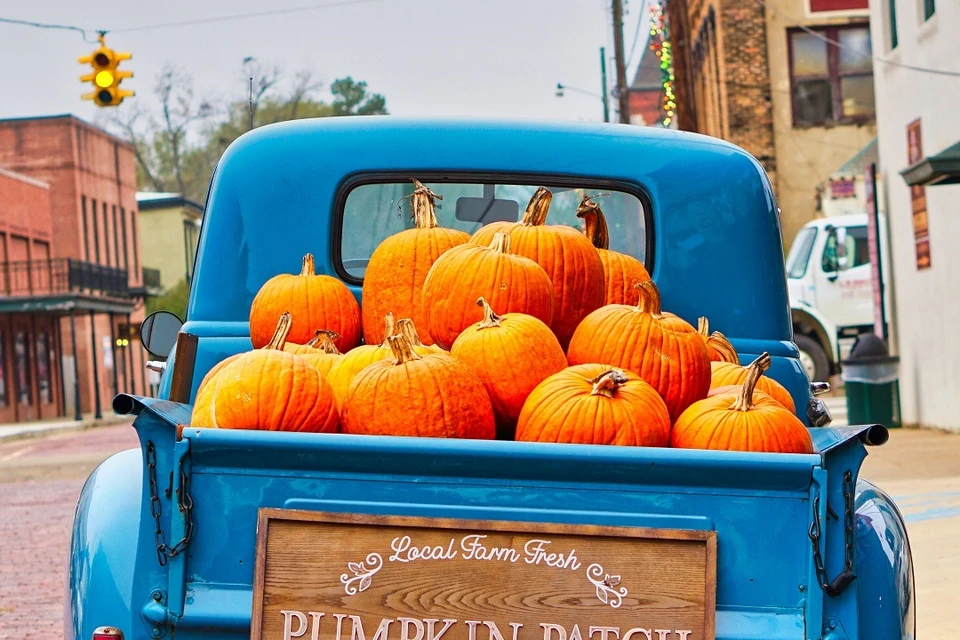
[814,224,874,331]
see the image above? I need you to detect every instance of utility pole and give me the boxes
[600,47,611,123]
[612,0,631,124]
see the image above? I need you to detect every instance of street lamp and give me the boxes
[555,47,612,122]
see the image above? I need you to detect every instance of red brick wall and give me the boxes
[629,90,663,126]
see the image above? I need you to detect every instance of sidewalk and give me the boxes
[0,412,131,443]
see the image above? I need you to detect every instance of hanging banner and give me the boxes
[907,119,932,270]
[863,164,887,340]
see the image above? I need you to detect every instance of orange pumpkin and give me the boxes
[297,330,343,377]
[190,312,339,432]
[567,280,711,423]
[191,353,242,427]
[341,334,495,439]
[576,195,651,306]
[422,232,554,349]
[283,329,329,356]
[395,317,444,355]
[450,297,567,438]
[710,353,796,413]
[249,253,361,350]
[696,317,739,363]
[672,353,813,453]
[515,365,670,446]
[361,180,470,345]
[326,313,397,409]
[470,188,605,347]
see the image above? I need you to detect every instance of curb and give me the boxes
[0,414,131,444]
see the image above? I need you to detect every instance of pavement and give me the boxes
[0,411,129,443]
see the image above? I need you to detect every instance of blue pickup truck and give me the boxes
[67,118,914,640]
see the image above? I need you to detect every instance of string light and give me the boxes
[647,1,676,128]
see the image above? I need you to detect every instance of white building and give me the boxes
[870,0,960,431]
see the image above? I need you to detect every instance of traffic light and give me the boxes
[78,34,134,107]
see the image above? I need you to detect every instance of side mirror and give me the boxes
[823,225,839,281]
[139,311,184,358]
[835,227,849,271]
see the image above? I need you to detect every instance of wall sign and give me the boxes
[907,119,932,270]
[252,510,717,640]
[863,164,887,340]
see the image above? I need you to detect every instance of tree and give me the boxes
[146,278,190,320]
[104,61,388,203]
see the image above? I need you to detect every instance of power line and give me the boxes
[752,0,960,77]
[625,0,649,71]
[0,16,98,41]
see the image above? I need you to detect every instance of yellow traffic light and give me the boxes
[78,35,134,107]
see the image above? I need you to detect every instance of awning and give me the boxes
[0,293,136,314]
[901,139,960,186]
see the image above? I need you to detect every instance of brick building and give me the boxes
[667,0,877,246]
[0,115,153,423]
[629,47,669,126]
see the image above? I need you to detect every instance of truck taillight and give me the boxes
[92,627,123,640]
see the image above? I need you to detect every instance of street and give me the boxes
[0,424,957,639]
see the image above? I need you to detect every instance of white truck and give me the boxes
[786,213,890,382]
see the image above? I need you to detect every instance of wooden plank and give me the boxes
[168,331,198,405]
[252,509,717,640]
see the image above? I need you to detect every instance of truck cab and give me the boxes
[67,118,914,640]
[786,214,890,382]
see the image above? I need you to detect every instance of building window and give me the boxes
[81,196,90,261]
[131,210,140,274]
[91,198,100,263]
[103,202,111,267]
[789,25,875,125]
[36,332,51,404]
[120,207,129,270]
[0,329,7,407]
[923,0,935,20]
[14,331,31,406]
[888,0,898,49]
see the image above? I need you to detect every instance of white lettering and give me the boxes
[349,616,393,640]
[569,625,584,640]
[523,540,582,571]
[541,624,567,640]
[460,535,522,562]
[282,610,308,640]
[399,618,425,640]
[334,614,349,640]
[653,632,671,640]
[622,630,652,640]
[310,612,325,640]
[589,627,620,640]
[425,619,458,640]
[466,620,483,640]
[483,621,522,640]
[390,536,458,563]
[675,632,692,640]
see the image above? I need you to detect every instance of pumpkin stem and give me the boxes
[387,333,422,365]
[475,297,502,329]
[489,231,512,254]
[635,281,663,318]
[311,330,342,355]
[396,318,428,347]
[731,352,772,412]
[265,312,293,350]
[707,331,739,363]
[520,187,553,226]
[380,312,397,347]
[576,195,610,250]
[588,369,629,398]
[299,253,316,276]
[697,316,709,337]
[410,179,442,229]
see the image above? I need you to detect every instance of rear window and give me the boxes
[338,179,648,281]
[786,226,817,279]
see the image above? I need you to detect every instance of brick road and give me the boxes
[0,425,137,640]
[0,424,957,639]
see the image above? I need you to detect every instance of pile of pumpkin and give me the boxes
[191,181,813,454]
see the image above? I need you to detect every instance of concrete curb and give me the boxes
[0,413,131,444]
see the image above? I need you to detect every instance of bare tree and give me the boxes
[103,103,165,192]
[241,57,281,129]
[155,63,213,194]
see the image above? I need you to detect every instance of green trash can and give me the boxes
[841,334,901,428]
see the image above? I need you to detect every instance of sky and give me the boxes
[0,0,652,125]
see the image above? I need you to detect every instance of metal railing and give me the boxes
[0,258,131,298]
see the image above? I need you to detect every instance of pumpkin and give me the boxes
[515,365,670,446]
[395,317,444,355]
[710,353,796,413]
[422,232,554,349]
[470,188,605,347]
[341,334,496,440]
[326,313,397,409]
[284,329,329,356]
[696,317,738,363]
[576,194,651,306]
[191,353,243,427]
[567,280,711,422]
[361,180,470,345]
[671,353,813,453]
[450,297,568,438]
[297,330,343,377]
[190,312,339,432]
[249,253,361,350]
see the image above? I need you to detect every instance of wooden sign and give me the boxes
[907,119,932,270]
[252,510,717,640]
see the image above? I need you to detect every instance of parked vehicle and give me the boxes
[786,213,890,382]
[67,119,913,640]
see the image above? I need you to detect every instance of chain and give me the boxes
[145,441,194,567]
[809,469,857,597]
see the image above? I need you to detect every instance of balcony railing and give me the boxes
[0,259,132,298]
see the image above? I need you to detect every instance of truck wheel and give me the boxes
[795,334,829,382]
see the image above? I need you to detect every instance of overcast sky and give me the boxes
[1,0,651,125]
